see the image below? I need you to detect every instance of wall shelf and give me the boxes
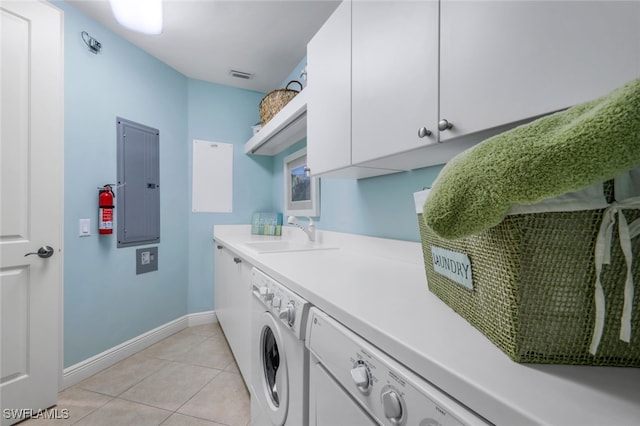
[244,88,307,156]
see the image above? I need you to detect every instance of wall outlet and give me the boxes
[136,247,158,274]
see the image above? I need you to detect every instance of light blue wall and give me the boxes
[317,166,444,241]
[280,57,308,90]
[58,3,443,368]
[59,1,270,366]
[59,2,189,367]
[187,80,272,313]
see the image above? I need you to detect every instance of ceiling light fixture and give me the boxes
[109,0,163,35]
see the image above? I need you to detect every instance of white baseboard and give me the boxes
[62,311,217,389]
[187,310,217,327]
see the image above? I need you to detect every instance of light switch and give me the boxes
[79,219,91,237]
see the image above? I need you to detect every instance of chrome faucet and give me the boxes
[287,216,316,242]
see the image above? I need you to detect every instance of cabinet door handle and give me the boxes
[233,257,242,264]
[418,127,432,138]
[438,119,453,131]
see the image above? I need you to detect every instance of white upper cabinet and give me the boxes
[307,0,401,178]
[307,0,640,178]
[306,0,351,175]
[439,0,640,141]
[351,1,439,165]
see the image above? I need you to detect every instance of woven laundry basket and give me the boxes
[414,181,640,366]
[259,80,303,126]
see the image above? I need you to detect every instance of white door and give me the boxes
[0,1,63,425]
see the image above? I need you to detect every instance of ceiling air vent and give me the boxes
[230,69,254,80]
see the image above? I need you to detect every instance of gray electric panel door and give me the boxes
[116,117,160,248]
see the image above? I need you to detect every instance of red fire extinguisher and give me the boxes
[99,185,115,235]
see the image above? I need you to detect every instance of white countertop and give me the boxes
[214,224,640,425]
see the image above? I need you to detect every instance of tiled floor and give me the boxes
[24,323,251,426]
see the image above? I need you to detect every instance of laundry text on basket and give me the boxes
[431,246,473,290]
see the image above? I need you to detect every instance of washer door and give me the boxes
[257,311,289,425]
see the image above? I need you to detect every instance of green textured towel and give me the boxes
[423,77,640,240]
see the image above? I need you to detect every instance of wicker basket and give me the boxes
[416,183,640,366]
[259,80,303,126]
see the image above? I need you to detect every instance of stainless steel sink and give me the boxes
[243,240,339,254]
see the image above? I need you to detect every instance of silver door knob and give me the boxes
[438,119,453,131]
[417,127,432,138]
[24,246,54,258]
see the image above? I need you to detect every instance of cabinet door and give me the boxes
[440,0,640,141]
[214,245,233,331]
[230,257,252,382]
[214,246,252,382]
[351,1,439,165]
[307,0,352,176]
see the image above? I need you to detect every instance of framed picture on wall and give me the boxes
[283,148,320,217]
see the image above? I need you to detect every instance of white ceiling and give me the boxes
[67,0,340,93]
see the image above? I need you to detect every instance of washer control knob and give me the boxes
[278,302,295,326]
[350,362,371,393]
[381,389,404,423]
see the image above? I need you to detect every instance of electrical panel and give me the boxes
[116,117,160,248]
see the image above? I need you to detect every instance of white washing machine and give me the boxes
[305,307,490,426]
[250,267,310,426]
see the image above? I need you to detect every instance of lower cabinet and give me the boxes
[214,244,252,383]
